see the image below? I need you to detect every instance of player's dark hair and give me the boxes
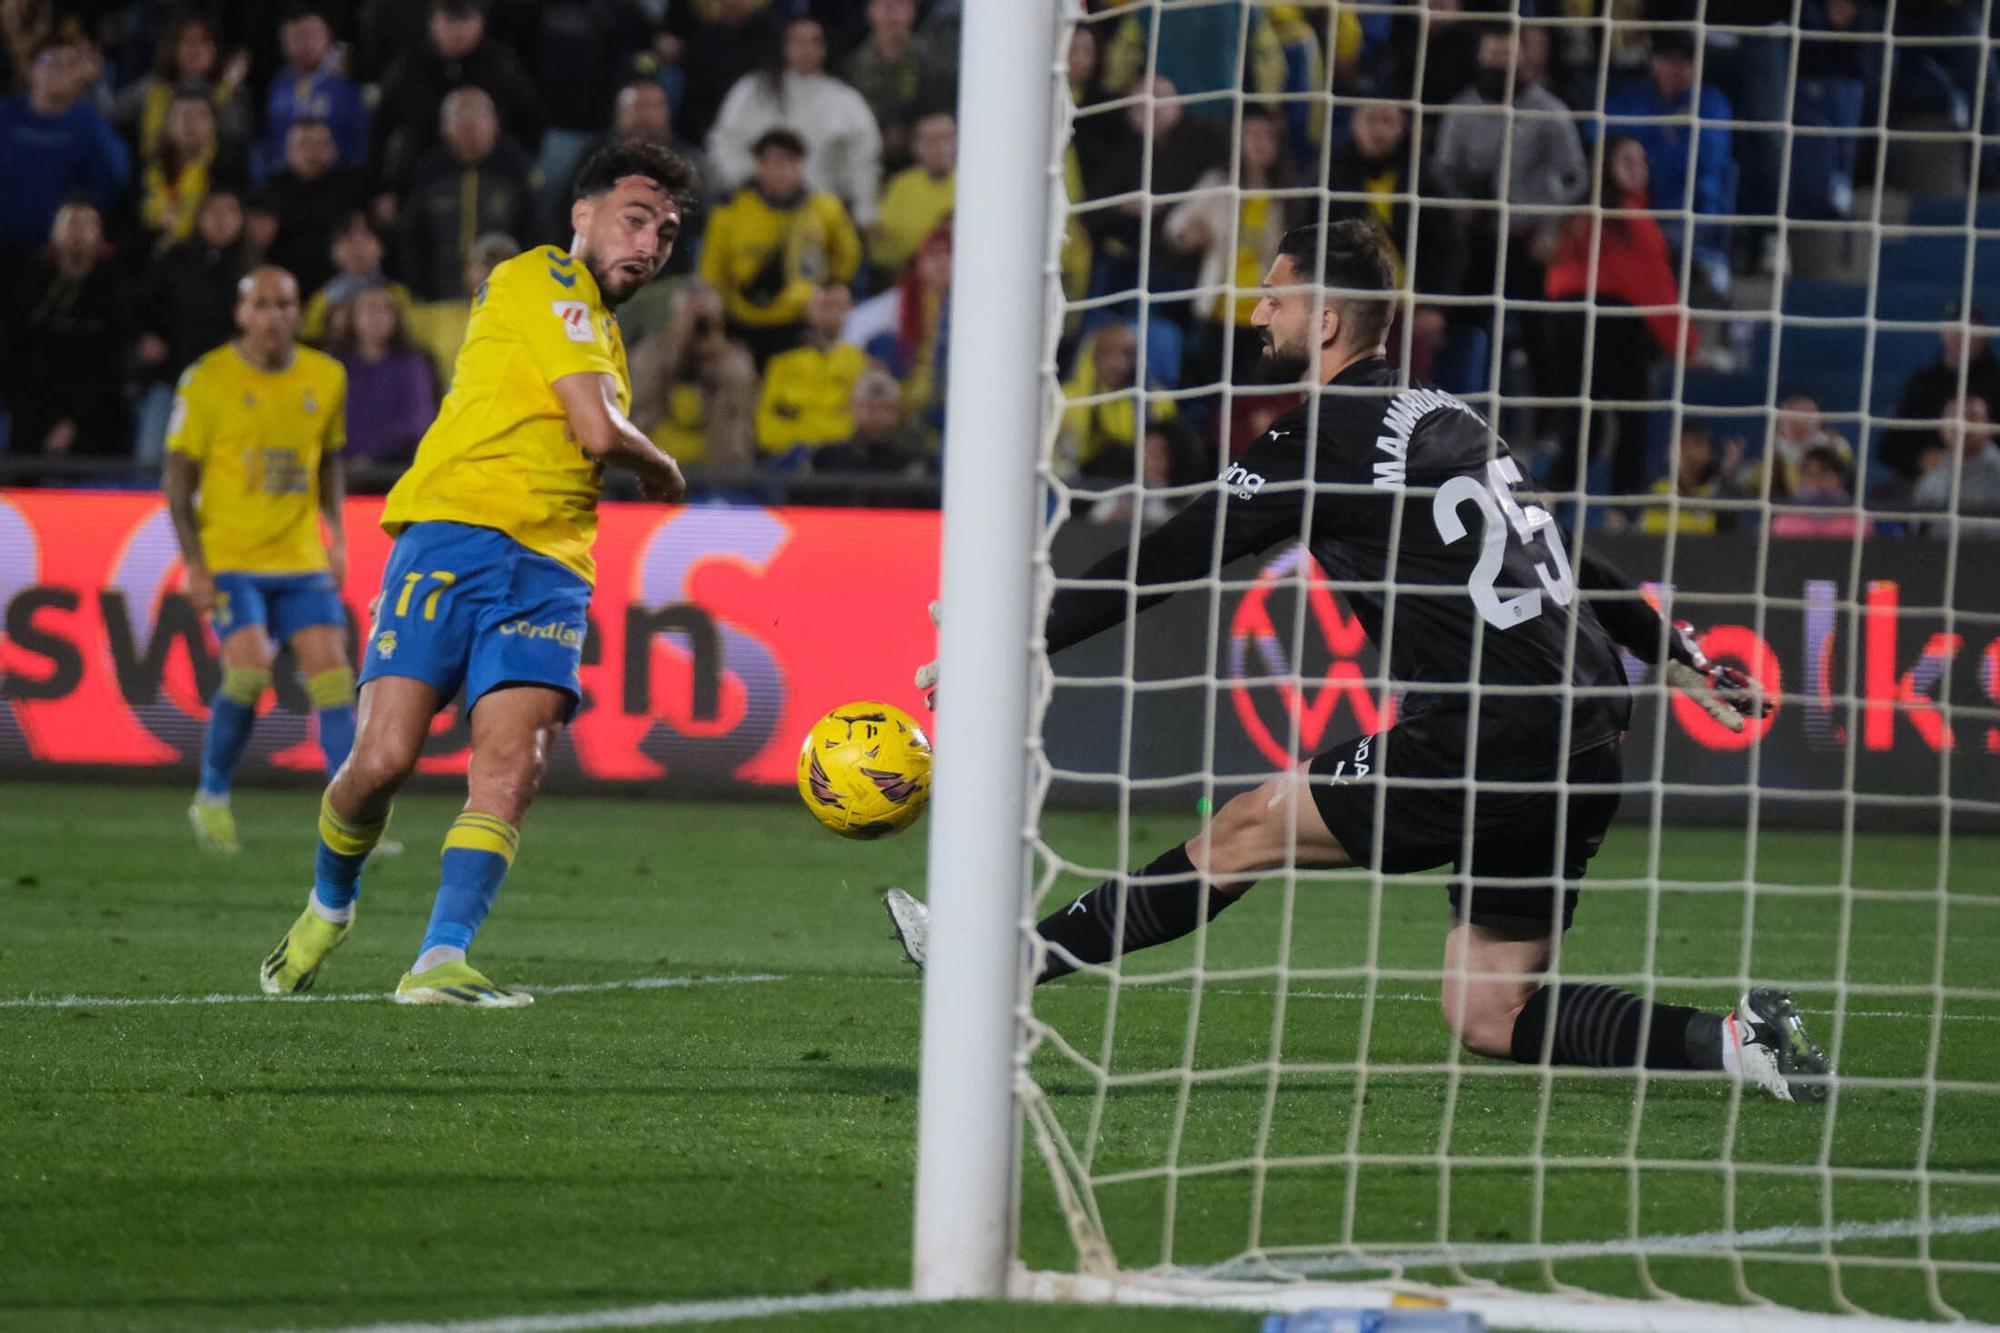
[571,138,702,218]
[751,127,808,161]
[1276,220,1396,352]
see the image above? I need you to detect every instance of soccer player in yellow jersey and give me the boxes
[258,141,699,1006]
[165,266,353,856]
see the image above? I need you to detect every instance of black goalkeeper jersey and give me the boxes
[1044,356,1637,778]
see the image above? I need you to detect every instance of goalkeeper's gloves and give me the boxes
[1662,620,1770,733]
[914,600,941,708]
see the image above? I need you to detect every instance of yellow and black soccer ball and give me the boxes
[796,701,933,839]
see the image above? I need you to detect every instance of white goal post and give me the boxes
[919,2,2000,1328]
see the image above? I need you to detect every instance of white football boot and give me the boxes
[883,888,928,969]
[1724,988,1832,1104]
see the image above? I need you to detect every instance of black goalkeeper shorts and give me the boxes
[1306,729,1623,933]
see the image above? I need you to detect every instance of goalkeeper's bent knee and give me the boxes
[306,666,357,711]
[219,665,272,705]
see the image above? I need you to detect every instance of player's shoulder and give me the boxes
[292,344,347,387]
[178,344,235,391]
[488,246,584,299]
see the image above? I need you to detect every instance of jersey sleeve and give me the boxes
[323,362,348,454]
[163,364,212,462]
[1044,425,1313,655]
[500,259,620,386]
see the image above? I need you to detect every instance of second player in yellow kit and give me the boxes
[258,141,701,1007]
[164,266,356,856]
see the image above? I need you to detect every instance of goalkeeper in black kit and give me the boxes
[887,219,1831,1103]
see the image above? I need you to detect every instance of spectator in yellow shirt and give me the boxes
[302,210,415,346]
[699,127,862,366]
[869,109,955,281]
[756,282,868,465]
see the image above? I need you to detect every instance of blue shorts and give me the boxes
[211,571,346,643]
[358,522,591,715]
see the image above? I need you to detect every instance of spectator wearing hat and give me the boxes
[1883,302,2000,484]
[699,127,861,366]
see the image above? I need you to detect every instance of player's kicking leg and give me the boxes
[393,685,569,1008]
[261,675,434,993]
[190,609,275,855]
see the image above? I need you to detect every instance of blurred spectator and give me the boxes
[137,88,225,254]
[406,230,516,386]
[1059,322,1180,482]
[132,185,249,461]
[373,0,543,192]
[1541,136,1696,502]
[1080,76,1225,305]
[354,0,432,85]
[629,281,758,479]
[0,33,131,277]
[1087,418,1206,529]
[841,0,953,173]
[1433,23,1588,321]
[266,117,367,295]
[869,109,953,279]
[492,0,649,218]
[1883,303,2000,484]
[756,281,866,463]
[1166,105,1302,388]
[1641,421,1739,535]
[893,222,952,429]
[561,79,705,242]
[814,368,928,476]
[1734,393,1854,502]
[1373,0,1488,106]
[1771,444,1872,540]
[112,12,250,168]
[1065,22,1119,185]
[662,0,779,147]
[303,209,412,343]
[332,281,439,473]
[243,188,282,264]
[398,87,536,300]
[2,199,129,460]
[1911,395,2000,533]
[699,127,861,365]
[1326,100,1464,379]
[263,4,368,171]
[1098,2,1286,114]
[707,15,882,226]
[1603,29,1734,298]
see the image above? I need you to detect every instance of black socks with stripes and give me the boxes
[1034,845,1235,984]
[1510,982,1725,1071]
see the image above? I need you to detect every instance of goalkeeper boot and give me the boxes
[259,903,352,995]
[394,960,533,1008]
[188,798,240,855]
[883,887,928,969]
[1726,988,1831,1104]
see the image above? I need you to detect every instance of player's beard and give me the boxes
[1257,328,1312,384]
[587,258,646,309]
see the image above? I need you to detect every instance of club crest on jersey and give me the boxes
[552,300,594,342]
[1222,461,1267,500]
[374,629,397,660]
[302,390,318,415]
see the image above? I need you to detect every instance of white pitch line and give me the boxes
[1225,1210,2000,1279]
[289,1288,927,1333]
[0,974,784,1011]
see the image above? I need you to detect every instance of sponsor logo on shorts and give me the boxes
[375,629,397,660]
[499,618,585,648]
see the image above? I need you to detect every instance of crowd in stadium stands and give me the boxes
[0,0,1996,537]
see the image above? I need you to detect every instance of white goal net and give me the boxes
[991,1,2000,1327]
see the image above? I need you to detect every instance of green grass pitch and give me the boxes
[1,780,1995,1331]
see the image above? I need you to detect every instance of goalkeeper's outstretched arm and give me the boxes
[1572,539,1769,733]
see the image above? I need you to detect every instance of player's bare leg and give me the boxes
[191,625,276,854]
[396,685,569,1008]
[261,676,438,994]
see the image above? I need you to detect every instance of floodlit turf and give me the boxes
[1,780,1995,1332]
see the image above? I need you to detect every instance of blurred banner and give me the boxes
[1,489,1995,825]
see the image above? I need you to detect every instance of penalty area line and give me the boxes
[284,1287,927,1333]
[0,973,786,1011]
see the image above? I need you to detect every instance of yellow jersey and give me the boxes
[755,341,867,454]
[166,342,347,575]
[382,247,628,585]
